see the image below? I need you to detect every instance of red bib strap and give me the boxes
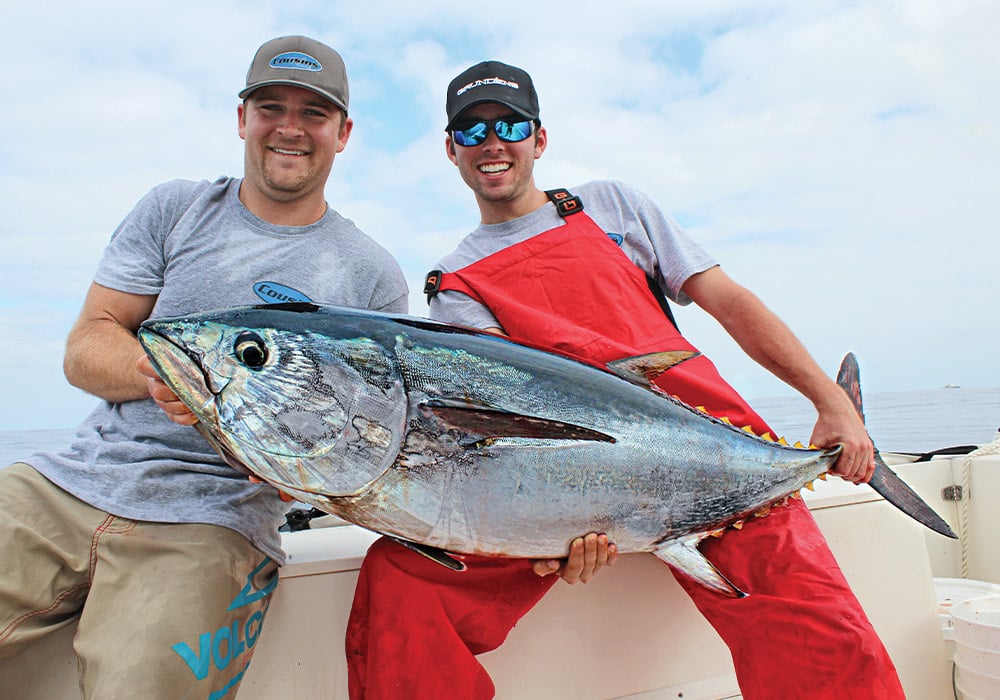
[426,194,769,432]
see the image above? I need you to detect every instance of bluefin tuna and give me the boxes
[138,302,955,597]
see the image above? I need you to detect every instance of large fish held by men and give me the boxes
[138,303,955,597]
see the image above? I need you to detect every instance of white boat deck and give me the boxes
[3,451,998,699]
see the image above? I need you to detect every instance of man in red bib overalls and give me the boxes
[345,61,905,700]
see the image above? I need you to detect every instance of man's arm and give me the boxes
[681,266,874,484]
[64,282,158,403]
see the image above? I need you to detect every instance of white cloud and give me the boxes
[1,0,997,429]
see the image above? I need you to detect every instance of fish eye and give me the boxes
[233,332,269,370]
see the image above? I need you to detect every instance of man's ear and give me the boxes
[238,102,247,140]
[534,125,547,159]
[445,134,458,164]
[336,116,354,154]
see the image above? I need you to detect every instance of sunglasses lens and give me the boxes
[454,122,489,146]
[496,120,532,142]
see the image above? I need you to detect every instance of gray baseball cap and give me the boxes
[239,36,349,114]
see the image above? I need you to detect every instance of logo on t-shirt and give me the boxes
[253,282,313,304]
[607,232,624,246]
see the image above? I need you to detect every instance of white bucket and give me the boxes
[934,578,1000,659]
[956,643,1000,678]
[952,594,1000,653]
[955,661,1000,700]
[952,594,1000,700]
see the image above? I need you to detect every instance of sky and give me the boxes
[2,0,997,431]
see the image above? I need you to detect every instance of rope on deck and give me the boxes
[959,430,1000,578]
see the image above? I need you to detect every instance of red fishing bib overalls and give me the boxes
[345,192,904,700]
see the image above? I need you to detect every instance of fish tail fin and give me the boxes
[869,456,957,538]
[836,353,957,539]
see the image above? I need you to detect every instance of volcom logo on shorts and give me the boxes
[171,558,278,697]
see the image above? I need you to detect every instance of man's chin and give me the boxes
[262,175,313,198]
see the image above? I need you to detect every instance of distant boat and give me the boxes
[943,384,961,389]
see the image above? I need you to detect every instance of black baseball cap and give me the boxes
[445,60,539,130]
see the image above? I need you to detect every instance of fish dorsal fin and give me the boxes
[606,350,700,387]
[652,535,747,598]
[421,400,616,446]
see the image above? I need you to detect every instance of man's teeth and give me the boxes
[272,148,307,156]
[479,163,510,174]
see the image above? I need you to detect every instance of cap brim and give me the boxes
[446,99,535,130]
[239,80,348,114]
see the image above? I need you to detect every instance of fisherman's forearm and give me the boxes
[704,281,873,478]
[724,299,854,418]
[64,320,151,403]
[683,267,836,409]
[729,310,836,411]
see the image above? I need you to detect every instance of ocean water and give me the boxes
[2,388,999,468]
[749,386,1000,455]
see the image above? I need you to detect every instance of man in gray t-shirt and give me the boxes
[0,36,407,699]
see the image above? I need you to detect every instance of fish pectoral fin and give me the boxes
[606,351,700,387]
[652,536,747,598]
[387,536,466,572]
[420,401,615,445]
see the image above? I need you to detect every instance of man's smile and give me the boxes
[270,146,309,156]
[478,162,510,174]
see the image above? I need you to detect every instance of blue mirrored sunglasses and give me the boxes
[451,118,534,147]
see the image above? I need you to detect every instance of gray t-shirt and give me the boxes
[27,177,408,564]
[428,180,716,328]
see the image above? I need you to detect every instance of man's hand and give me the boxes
[136,355,199,426]
[810,398,875,484]
[532,532,618,584]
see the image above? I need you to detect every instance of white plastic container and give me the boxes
[952,594,1000,699]
[956,643,1000,678]
[955,663,1000,700]
[934,577,1000,663]
[952,594,1000,652]
[935,579,1000,638]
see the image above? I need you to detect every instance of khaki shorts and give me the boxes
[0,463,278,700]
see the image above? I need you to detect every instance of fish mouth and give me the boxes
[137,325,216,423]
[138,325,260,479]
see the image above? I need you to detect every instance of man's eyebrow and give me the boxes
[304,98,337,110]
